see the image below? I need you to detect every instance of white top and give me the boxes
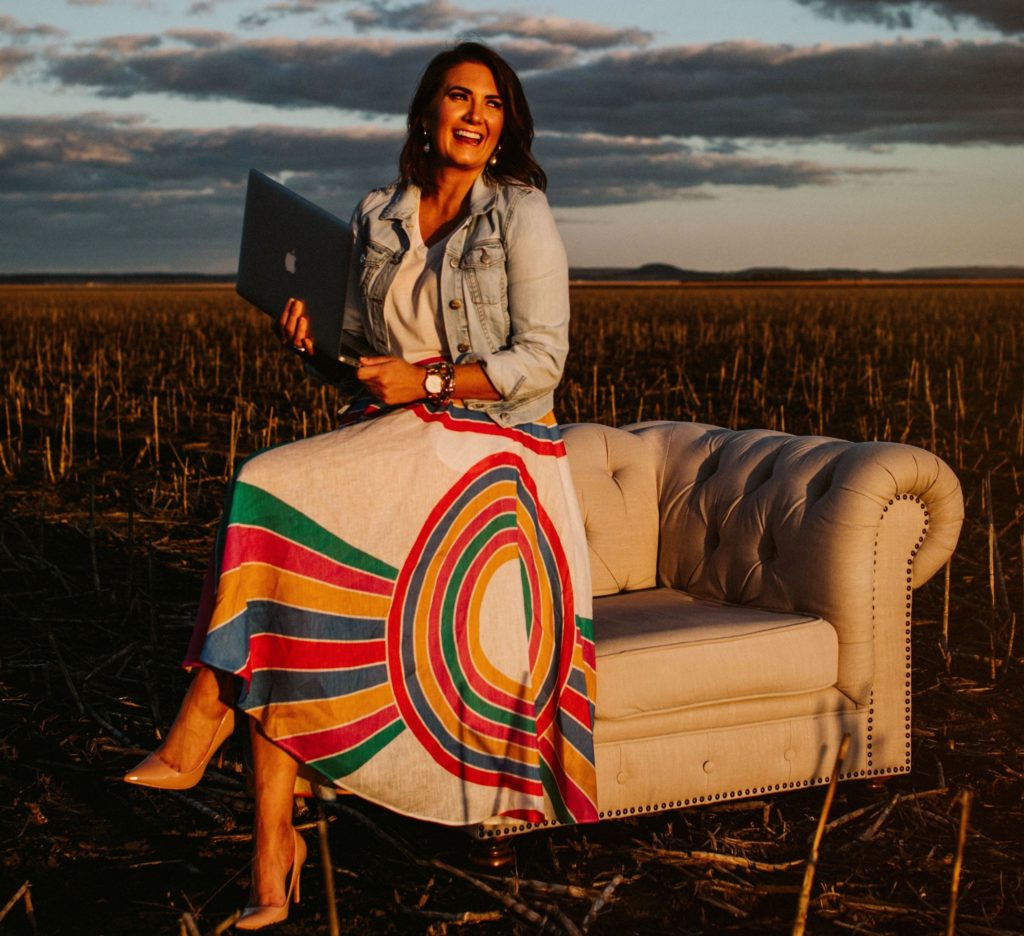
[383,217,451,364]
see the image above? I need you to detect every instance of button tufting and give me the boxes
[616,771,628,784]
[784,748,796,762]
[702,760,714,774]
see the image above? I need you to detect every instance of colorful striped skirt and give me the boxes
[187,401,598,826]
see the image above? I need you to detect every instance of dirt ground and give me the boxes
[2,283,1023,933]
[2,471,1022,936]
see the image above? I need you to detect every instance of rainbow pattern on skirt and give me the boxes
[197,403,597,825]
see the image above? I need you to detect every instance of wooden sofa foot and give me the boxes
[470,836,515,869]
[864,775,895,797]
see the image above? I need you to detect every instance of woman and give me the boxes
[124,42,596,929]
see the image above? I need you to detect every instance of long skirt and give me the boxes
[186,400,598,826]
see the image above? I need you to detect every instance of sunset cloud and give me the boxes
[238,0,343,29]
[47,34,576,111]
[0,114,869,204]
[0,111,895,269]
[0,48,34,79]
[0,14,66,40]
[526,39,1024,145]
[797,0,1024,35]
[44,35,1024,147]
[345,1,653,49]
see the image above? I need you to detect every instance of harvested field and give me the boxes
[1,282,1022,934]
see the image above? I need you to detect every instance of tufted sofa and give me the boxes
[476,420,963,840]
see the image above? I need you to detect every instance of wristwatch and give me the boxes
[423,361,456,405]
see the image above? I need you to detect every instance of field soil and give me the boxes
[1,283,1022,934]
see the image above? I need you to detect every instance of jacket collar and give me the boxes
[380,173,498,223]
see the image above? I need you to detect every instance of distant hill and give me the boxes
[0,272,234,285]
[569,263,1024,282]
[1,265,1022,285]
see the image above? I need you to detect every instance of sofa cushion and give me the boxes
[562,423,660,596]
[594,588,839,720]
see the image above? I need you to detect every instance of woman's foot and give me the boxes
[236,827,306,930]
[124,667,234,789]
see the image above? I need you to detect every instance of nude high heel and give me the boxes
[123,708,235,790]
[235,829,307,931]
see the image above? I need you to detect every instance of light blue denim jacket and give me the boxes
[340,174,570,426]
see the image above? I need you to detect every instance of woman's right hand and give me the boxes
[276,298,314,355]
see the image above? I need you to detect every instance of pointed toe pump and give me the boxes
[123,708,235,791]
[235,829,307,931]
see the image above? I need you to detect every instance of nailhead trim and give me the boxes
[871,495,927,772]
[475,758,909,836]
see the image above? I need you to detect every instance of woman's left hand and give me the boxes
[356,356,427,405]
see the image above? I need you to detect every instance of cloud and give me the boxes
[0,113,396,198]
[0,48,34,79]
[238,0,341,29]
[235,0,651,50]
[524,39,1024,145]
[339,1,651,49]
[188,0,241,12]
[0,113,397,270]
[43,33,1023,147]
[464,14,652,50]
[66,0,157,7]
[536,132,896,207]
[344,1,653,49]
[346,0,464,32]
[0,14,66,40]
[796,1,1024,35]
[91,34,164,54]
[47,34,576,111]
[166,29,236,48]
[0,113,892,211]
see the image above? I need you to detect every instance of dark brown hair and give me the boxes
[398,42,546,192]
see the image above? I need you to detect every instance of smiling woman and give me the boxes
[399,43,547,202]
[121,40,596,931]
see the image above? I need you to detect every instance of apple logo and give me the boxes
[284,249,297,274]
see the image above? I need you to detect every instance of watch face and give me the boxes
[424,373,443,394]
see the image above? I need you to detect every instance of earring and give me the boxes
[422,129,431,154]
[489,145,501,167]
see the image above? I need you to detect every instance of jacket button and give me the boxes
[449,299,462,310]
[457,342,470,353]
[449,258,459,268]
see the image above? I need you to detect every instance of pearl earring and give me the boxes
[422,129,431,154]
[489,145,501,167]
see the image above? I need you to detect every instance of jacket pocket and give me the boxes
[461,240,508,346]
[359,242,393,294]
[358,241,397,349]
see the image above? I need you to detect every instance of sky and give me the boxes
[0,0,1021,273]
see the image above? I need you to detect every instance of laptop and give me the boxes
[236,168,364,369]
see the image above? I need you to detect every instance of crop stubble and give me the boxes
[0,282,1022,934]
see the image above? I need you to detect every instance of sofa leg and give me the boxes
[864,775,894,797]
[470,836,515,869]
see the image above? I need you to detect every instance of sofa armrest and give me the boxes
[627,422,964,706]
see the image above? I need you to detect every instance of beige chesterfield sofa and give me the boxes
[476,420,963,840]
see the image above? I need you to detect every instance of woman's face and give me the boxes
[425,61,505,177]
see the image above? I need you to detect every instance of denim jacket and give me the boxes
[340,174,570,426]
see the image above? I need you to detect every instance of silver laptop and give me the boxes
[237,168,362,366]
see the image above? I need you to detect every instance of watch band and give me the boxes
[423,361,456,405]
